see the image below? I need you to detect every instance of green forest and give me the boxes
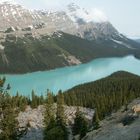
[0,71,140,140]
[1,32,140,74]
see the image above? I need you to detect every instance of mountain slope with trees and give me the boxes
[64,71,140,120]
[0,33,140,74]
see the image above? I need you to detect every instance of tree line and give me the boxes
[64,71,140,120]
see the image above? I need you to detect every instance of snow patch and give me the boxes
[0,0,17,5]
[0,44,5,50]
[111,39,135,49]
[66,3,108,23]
[112,39,123,45]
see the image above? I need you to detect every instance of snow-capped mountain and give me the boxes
[0,1,119,40]
[0,1,140,74]
[0,1,44,30]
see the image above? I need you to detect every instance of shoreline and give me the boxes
[0,54,136,76]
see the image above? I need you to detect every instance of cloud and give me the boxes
[67,7,108,23]
[63,3,108,23]
[90,8,108,22]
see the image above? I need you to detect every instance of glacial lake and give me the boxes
[1,55,140,96]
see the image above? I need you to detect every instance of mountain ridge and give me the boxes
[0,1,120,40]
[0,2,140,73]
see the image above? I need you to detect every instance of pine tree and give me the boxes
[56,90,68,140]
[31,90,38,108]
[44,90,68,140]
[73,107,88,138]
[44,90,55,139]
[0,104,19,140]
[6,83,11,90]
[56,90,65,124]
[0,77,23,140]
[92,109,100,129]
[80,118,88,139]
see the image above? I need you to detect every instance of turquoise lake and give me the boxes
[1,55,140,96]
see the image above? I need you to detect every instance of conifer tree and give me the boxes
[31,90,38,108]
[0,77,22,140]
[44,90,68,140]
[56,90,65,124]
[92,109,100,129]
[44,90,55,138]
[73,107,88,138]
[0,104,19,140]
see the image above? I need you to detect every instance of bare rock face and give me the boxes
[0,2,120,41]
[132,104,140,115]
[83,99,140,140]
[5,26,16,33]
[18,106,45,129]
[18,105,94,140]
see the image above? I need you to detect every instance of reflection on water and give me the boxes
[1,55,140,96]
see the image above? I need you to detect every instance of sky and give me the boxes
[2,0,140,38]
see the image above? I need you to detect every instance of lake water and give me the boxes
[1,55,140,96]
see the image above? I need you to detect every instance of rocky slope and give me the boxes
[17,99,140,140]
[83,99,140,140]
[17,105,94,140]
[0,2,118,39]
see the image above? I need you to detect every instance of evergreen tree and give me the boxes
[56,90,65,124]
[92,109,100,129]
[73,107,88,138]
[0,77,23,140]
[0,104,19,140]
[31,90,38,108]
[45,90,55,125]
[44,90,55,139]
[80,118,88,139]
[44,90,68,140]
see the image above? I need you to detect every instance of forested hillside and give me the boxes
[1,32,140,74]
[64,71,140,120]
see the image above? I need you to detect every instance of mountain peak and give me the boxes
[67,3,80,11]
[0,1,120,41]
[66,3,108,23]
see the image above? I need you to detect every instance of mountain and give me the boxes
[0,2,120,39]
[1,32,140,74]
[0,1,140,73]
